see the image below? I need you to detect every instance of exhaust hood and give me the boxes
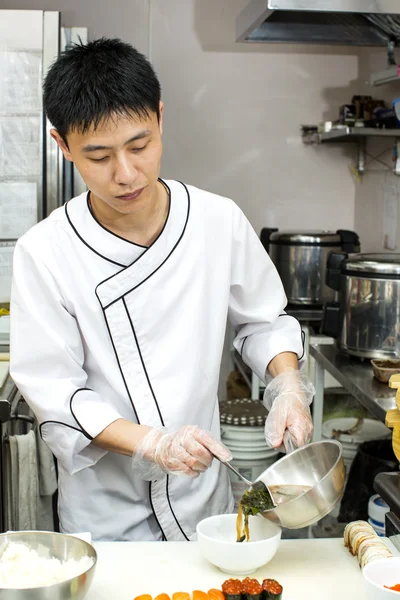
[236,0,400,46]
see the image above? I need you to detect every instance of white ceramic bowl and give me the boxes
[196,513,281,575]
[363,557,400,599]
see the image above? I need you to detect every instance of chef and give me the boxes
[10,38,315,541]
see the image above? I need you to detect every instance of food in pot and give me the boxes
[236,484,310,542]
[0,541,94,588]
[344,520,392,568]
[236,488,274,542]
[262,579,283,600]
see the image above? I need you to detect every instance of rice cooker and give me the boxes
[260,229,360,306]
[321,252,400,359]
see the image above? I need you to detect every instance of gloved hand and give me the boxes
[131,425,232,481]
[263,369,315,452]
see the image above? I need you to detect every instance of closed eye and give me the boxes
[89,156,109,162]
[132,145,148,153]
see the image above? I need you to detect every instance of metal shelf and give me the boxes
[320,127,400,143]
[302,126,400,176]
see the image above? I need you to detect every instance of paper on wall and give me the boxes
[383,184,398,251]
[0,116,41,177]
[0,182,37,239]
[0,242,15,304]
[0,51,42,112]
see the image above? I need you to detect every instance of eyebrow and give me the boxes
[82,129,152,153]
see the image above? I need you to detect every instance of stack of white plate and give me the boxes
[220,424,279,509]
[322,417,391,478]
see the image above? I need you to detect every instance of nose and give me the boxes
[113,154,138,185]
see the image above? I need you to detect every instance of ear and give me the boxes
[50,129,73,162]
[158,101,164,136]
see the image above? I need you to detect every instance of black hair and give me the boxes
[43,37,161,141]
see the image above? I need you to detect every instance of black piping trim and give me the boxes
[240,336,248,358]
[39,420,91,440]
[65,179,171,267]
[122,297,164,426]
[101,181,190,310]
[94,295,140,424]
[94,179,173,291]
[93,180,190,541]
[165,475,190,540]
[87,193,148,249]
[278,313,305,361]
[69,388,94,440]
[149,481,167,540]
[65,198,126,267]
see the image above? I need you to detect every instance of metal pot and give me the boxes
[322,252,400,359]
[260,229,360,306]
[257,440,345,529]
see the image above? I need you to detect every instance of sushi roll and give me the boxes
[221,579,242,600]
[241,578,263,600]
[343,520,375,551]
[262,579,283,600]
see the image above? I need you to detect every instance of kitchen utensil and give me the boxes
[256,439,345,529]
[322,253,400,359]
[196,513,281,575]
[0,530,97,599]
[213,455,276,508]
[363,556,400,599]
[261,229,359,307]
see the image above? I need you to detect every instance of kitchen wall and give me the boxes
[353,49,400,253]
[0,0,358,233]
[0,0,150,55]
[1,0,365,398]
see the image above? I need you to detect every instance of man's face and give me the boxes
[52,103,164,215]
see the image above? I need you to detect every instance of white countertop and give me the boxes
[85,537,387,600]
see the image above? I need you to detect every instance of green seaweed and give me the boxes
[240,487,274,515]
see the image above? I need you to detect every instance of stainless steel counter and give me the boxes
[309,343,396,441]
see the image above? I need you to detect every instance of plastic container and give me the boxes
[221,424,279,509]
[368,493,390,536]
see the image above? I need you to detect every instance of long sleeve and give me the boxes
[229,205,305,383]
[10,241,123,475]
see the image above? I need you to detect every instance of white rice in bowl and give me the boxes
[0,541,94,588]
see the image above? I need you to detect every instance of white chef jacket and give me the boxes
[10,179,304,541]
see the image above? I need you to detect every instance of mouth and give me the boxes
[116,187,145,201]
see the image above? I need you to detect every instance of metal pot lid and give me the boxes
[269,230,342,246]
[344,253,400,276]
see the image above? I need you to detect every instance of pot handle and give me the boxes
[320,301,342,338]
[260,228,279,252]
[336,229,361,253]
[325,251,347,291]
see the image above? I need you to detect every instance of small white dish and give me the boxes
[363,557,400,599]
[196,513,281,575]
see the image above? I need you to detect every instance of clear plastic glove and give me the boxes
[131,425,232,481]
[263,369,315,452]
